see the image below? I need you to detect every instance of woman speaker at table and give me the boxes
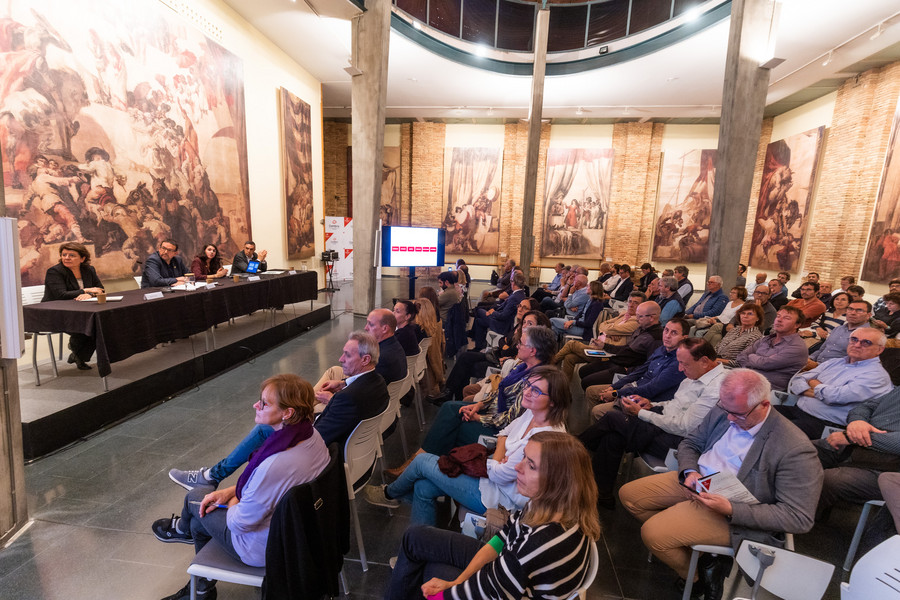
[191,243,228,280]
[41,242,104,370]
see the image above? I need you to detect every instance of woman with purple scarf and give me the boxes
[152,374,330,600]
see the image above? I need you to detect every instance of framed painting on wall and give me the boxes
[5,0,251,286]
[281,88,314,259]
[748,126,825,272]
[540,148,614,259]
[442,147,503,255]
[862,92,900,283]
[652,149,716,263]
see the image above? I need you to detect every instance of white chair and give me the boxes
[412,337,432,427]
[21,285,60,386]
[565,540,600,600]
[382,375,412,464]
[843,499,887,571]
[841,535,900,599]
[133,276,142,288]
[224,264,233,276]
[344,411,387,572]
[187,541,264,600]
[485,330,503,352]
[682,534,794,600]
[732,539,833,600]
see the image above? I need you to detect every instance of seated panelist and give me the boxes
[190,243,227,281]
[141,239,189,288]
[232,240,268,274]
[42,242,104,370]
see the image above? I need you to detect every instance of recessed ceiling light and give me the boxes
[473,45,488,57]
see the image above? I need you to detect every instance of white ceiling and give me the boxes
[223,0,900,121]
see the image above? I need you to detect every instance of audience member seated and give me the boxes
[691,285,747,338]
[619,369,823,600]
[645,276,661,303]
[414,298,446,397]
[638,262,658,292]
[768,279,788,310]
[600,262,621,292]
[167,331,389,490]
[705,302,764,359]
[141,239,189,288]
[550,280,603,340]
[781,327,892,439]
[417,286,442,323]
[847,284,866,302]
[656,276,686,325]
[748,271,768,299]
[393,300,425,356]
[776,271,791,298]
[683,275,728,323]
[531,262,566,302]
[809,300,873,365]
[749,285,777,331]
[454,258,471,291]
[471,272,528,350]
[387,326,557,480]
[364,365,569,525]
[814,387,900,526]
[550,273,590,320]
[481,258,516,302]
[606,264,635,311]
[434,305,545,405]
[231,240,268,274]
[152,374,330,600]
[190,243,227,281]
[579,301,663,390]
[873,292,900,338]
[799,291,849,349]
[730,306,808,391]
[872,278,900,313]
[736,263,748,287]
[673,265,694,304]
[437,272,462,321]
[581,338,726,509]
[585,318,689,411]
[42,242,105,370]
[787,280,827,327]
[791,271,820,298]
[383,431,600,600]
[553,293,642,378]
[818,281,834,308]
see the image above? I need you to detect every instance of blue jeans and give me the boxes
[208,424,274,482]
[180,488,241,561]
[550,317,584,340]
[386,453,487,526]
[385,525,482,600]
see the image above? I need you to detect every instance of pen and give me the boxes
[189,500,229,509]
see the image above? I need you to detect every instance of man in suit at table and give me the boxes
[167,331,390,490]
[141,239,189,288]
[232,240,268,274]
[619,369,822,600]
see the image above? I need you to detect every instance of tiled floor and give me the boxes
[1,277,865,599]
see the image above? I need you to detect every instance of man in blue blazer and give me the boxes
[684,275,728,321]
[470,271,527,350]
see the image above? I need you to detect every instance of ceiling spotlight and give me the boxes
[871,22,884,41]
[413,20,422,31]
[487,107,494,116]
[575,107,584,116]
[822,51,833,67]
[473,45,488,57]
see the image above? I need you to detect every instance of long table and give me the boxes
[23,271,318,377]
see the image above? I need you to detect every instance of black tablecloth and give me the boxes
[23,271,318,377]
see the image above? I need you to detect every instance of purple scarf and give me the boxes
[235,420,314,500]
[496,362,533,414]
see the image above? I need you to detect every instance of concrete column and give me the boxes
[518,8,549,274]
[350,0,391,315]
[707,0,776,289]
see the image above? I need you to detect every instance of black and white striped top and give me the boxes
[449,511,593,600]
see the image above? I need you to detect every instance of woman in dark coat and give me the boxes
[42,242,104,370]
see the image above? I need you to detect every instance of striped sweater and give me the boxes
[449,511,593,600]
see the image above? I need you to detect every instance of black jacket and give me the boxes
[42,263,103,301]
[263,444,349,600]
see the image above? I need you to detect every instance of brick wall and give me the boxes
[323,121,349,216]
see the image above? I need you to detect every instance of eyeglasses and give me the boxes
[848,337,876,347]
[161,245,177,252]
[845,307,868,313]
[716,401,762,420]
[636,313,654,319]
[522,380,549,398]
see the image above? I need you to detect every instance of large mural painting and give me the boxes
[862,92,900,283]
[5,0,250,286]
[748,127,824,272]
[442,147,502,255]
[652,149,716,263]
[281,87,313,259]
[540,148,614,259]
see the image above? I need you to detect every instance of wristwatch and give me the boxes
[611,390,618,398]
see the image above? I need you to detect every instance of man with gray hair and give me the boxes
[620,369,822,600]
[657,276,686,326]
[684,275,727,321]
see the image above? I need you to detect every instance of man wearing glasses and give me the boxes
[733,306,809,391]
[809,300,873,365]
[751,285,777,332]
[620,369,822,600]
[781,327,892,439]
[141,239,190,288]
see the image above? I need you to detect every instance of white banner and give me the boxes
[324,216,353,281]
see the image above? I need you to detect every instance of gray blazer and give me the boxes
[677,407,823,550]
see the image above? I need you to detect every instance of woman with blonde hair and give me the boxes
[152,374,329,600]
[385,430,600,599]
[415,297,445,396]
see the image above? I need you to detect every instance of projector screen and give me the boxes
[381,226,446,267]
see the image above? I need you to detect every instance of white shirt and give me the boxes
[638,363,727,438]
[698,407,770,477]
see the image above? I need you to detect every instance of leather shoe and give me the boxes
[697,553,733,600]
[596,494,615,511]
[427,390,452,406]
[675,577,705,599]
